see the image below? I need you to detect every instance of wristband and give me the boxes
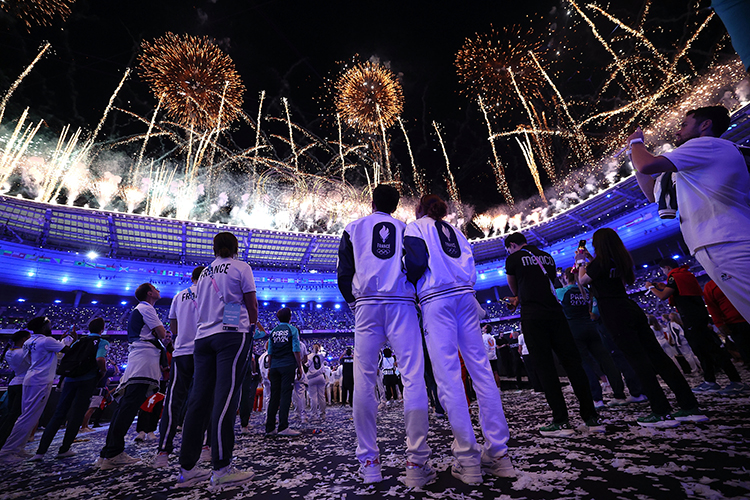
[629,138,644,147]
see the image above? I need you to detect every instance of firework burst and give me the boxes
[138,32,245,132]
[455,25,547,112]
[334,61,404,135]
[0,0,74,29]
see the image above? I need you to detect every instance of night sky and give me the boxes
[0,0,730,213]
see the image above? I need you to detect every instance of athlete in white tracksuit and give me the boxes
[306,344,327,419]
[259,349,271,414]
[337,184,433,487]
[404,194,513,484]
[293,342,308,422]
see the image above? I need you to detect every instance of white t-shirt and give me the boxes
[195,257,257,339]
[661,136,750,254]
[23,334,66,386]
[482,333,498,360]
[259,352,270,382]
[518,333,529,356]
[6,347,31,386]
[307,351,327,383]
[169,284,199,357]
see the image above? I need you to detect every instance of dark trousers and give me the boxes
[727,322,750,366]
[265,365,296,433]
[341,383,354,406]
[683,323,741,383]
[180,333,251,471]
[596,320,644,397]
[100,383,149,458]
[568,318,626,401]
[426,380,445,414]
[37,376,97,455]
[521,354,544,392]
[383,374,399,400]
[599,298,698,415]
[239,368,260,428]
[0,385,22,448]
[158,355,194,454]
[522,309,597,424]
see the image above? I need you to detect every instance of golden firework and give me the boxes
[0,0,74,28]
[455,25,546,112]
[335,61,404,135]
[138,32,245,132]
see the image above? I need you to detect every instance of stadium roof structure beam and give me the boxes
[107,215,118,258]
[300,236,318,271]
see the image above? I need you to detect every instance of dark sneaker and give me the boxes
[692,382,721,393]
[539,421,576,437]
[717,382,750,395]
[584,417,606,433]
[636,413,680,428]
[672,408,709,422]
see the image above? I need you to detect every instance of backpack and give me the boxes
[57,336,100,378]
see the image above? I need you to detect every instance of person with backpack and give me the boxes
[0,317,69,462]
[30,317,109,461]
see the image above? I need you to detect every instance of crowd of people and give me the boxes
[0,106,748,492]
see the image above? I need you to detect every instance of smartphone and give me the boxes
[578,239,587,251]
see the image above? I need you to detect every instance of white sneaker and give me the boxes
[134,431,147,442]
[28,454,44,462]
[80,427,94,433]
[240,426,250,435]
[594,400,605,409]
[607,398,629,407]
[278,427,301,436]
[626,394,648,404]
[153,452,169,468]
[210,466,255,488]
[100,452,140,470]
[360,458,382,484]
[481,453,515,477]
[146,432,157,441]
[200,446,211,462]
[93,456,104,468]
[56,450,76,459]
[451,463,483,485]
[404,461,437,487]
[176,466,211,488]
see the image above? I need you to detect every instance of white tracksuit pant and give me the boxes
[376,370,386,403]
[307,374,326,417]
[293,379,307,420]
[422,292,510,467]
[262,378,271,415]
[0,383,53,455]
[353,302,430,465]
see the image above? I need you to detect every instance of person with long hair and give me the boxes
[577,228,705,427]
[405,194,513,485]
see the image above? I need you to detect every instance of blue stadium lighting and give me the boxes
[54,299,62,304]
[642,264,649,268]
[17,298,25,302]
[334,304,341,310]
[121,364,127,369]
[97,282,103,288]
[62,276,69,283]
[301,304,306,309]
[480,274,486,280]
[281,303,286,308]
[87,251,98,259]
[125,286,130,291]
[91,300,98,304]
[486,299,491,303]
[27,271,34,277]
[498,270,504,276]
[263,302,269,306]
[316,304,322,309]
[672,254,680,260]
[120,301,127,305]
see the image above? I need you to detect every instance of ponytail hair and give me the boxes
[418,194,448,221]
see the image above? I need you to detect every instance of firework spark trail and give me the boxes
[45,125,86,202]
[337,113,346,181]
[528,51,593,165]
[1,0,74,29]
[397,117,423,196]
[252,90,265,190]
[0,42,51,126]
[569,1,639,97]
[477,95,513,205]
[515,134,546,203]
[432,121,462,218]
[282,97,298,172]
[132,93,164,181]
[376,105,393,182]
[529,106,556,182]
[0,110,44,187]
[334,61,404,135]
[89,68,131,147]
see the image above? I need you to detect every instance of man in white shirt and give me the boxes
[630,106,750,323]
[154,266,205,468]
[99,283,167,470]
[481,324,500,386]
[0,317,67,461]
[292,340,309,423]
[178,232,258,489]
[337,185,435,488]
